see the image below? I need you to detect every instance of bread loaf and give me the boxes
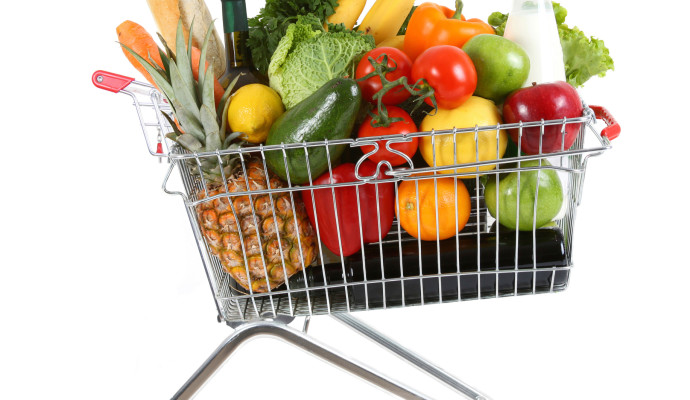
[146,0,226,79]
[145,0,186,48]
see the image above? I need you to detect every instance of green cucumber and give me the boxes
[265,78,362,185]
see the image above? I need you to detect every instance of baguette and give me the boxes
[145,0,186,49]
[146,0,226,79]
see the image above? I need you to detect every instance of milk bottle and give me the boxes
[503,0,566,85]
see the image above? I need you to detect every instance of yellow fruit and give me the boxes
[420,97,508,178]
[377,35,405,51]
[327,0,367,30]
[357,0,414,45]
[227,84,284,144]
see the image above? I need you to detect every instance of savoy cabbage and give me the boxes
[268,15,375,109]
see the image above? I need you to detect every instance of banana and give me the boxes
[377,35,406,51]
[327,0,367,30]
[357,0,414,45]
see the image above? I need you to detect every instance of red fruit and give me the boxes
[357,106,419,167]
[502,81,584,155]
[356,47,413,105]
[411,45,477,110]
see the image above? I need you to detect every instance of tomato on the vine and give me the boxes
[411,45,477,110]
[355,47,413,105]
[357,106,419,167]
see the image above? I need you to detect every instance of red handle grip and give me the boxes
[590,105,620,141]
[92,70,134,93]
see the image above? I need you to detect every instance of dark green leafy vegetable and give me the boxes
[247,0,340,76]
[488,2,614,87]
[326,22,351,33]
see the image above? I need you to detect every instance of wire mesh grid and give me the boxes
[116,78,611,323]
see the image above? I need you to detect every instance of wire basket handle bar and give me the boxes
[590,105,621,141]
[93,70,174,158]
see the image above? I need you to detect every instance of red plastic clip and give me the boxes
[156,130,164,159]
[590,105,621,141]
[92,70,134,93]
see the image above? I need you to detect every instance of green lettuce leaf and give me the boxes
[268,15,375,109]
[488,2,614,87]
[558,24,614,87]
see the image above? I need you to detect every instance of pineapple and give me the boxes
[122,20,317,292]
[196,158,317,292]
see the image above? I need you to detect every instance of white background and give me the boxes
[2,0,688,399]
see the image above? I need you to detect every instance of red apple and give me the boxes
[502,81,583,155]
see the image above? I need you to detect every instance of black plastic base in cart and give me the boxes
[223,227,570,318]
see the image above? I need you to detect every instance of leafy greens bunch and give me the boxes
[489,2,614,87]
[247,0,340,76]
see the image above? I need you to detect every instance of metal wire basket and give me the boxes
[94,70,619,399]
[93,70,618,323]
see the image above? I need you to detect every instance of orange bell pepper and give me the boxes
[403,0,496,61]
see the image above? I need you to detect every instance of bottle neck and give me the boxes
[222,0,248,32]
[221,0,250,69]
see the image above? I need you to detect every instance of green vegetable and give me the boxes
[558,25,614,88]
[488,2,614,87]
[265,77,362,185]
[487,12,508,36]
[268,15,374,109]
[397,6,417,35]
[247,0,340,76]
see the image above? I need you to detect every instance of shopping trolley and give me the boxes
[93,70,620,399]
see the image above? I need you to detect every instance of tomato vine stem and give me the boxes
[356,54,437,128]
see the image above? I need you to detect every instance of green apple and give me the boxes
[484,160,563,231]
[462,34,530,104]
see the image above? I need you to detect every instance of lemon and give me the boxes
[227,84,284,144]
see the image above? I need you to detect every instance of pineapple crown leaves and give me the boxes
[120,19,241,154]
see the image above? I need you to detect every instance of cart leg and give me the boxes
[332,313,491,400]
[171,319,429,400]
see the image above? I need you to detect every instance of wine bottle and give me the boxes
[219,0,266,90]
[242,227,570,311]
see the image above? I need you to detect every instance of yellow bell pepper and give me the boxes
[419,96,508,178]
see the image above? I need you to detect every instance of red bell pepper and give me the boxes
[302,161,395,257]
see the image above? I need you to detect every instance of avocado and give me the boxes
[265,78,362,185]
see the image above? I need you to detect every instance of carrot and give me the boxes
[117,20,163,88]
[116,20,224,106]
[190,46,226,106]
